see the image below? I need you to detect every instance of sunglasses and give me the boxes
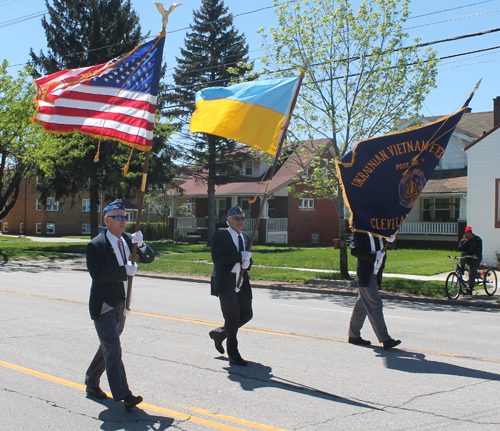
[232,216,246,222]
[107,215,128,221]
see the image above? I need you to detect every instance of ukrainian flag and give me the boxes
[190,76,299,156]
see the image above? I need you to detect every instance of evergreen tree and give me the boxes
[165,0,251,244]
[29,0,177,237]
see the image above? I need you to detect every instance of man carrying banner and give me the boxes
[348,231,401,350]
[85,199,155,410]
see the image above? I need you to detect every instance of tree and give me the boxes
[29,0,177,237]
[260,0,438,277]
[165,0,252,245]
[0,61,55,220]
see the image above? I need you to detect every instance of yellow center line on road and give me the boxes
[3,289,500,363]
[0,359,289,431]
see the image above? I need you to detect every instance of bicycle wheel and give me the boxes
[483,269,498,296]
[446,272,461,299]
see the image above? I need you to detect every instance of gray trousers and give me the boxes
[85,301,132,401]
[349,274,390,343]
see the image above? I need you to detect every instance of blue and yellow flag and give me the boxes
[190,76,299,156]
[337,104,470,238]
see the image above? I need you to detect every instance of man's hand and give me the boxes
[125,261,138,276]
[376,251,386,261]
[386,234,396,243]
[131,231,144,247]
[241,260,250,269]
[241,251,252,261]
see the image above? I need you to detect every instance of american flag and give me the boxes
[33,34,165,150]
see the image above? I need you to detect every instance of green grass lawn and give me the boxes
[0,238,460,298]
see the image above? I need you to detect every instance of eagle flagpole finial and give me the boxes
[153,2,182,31]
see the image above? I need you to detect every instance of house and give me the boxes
[168,140,340,246]
[0,176,143,237]
[463,120,500,266]
[395,99,497,249]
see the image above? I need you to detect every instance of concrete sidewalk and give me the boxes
[1,257,498,309]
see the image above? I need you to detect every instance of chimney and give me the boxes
[494,96,500,128]
[464,107,472,113]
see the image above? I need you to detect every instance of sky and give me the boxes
[1,0,499,118]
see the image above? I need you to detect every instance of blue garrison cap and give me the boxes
[227,205,244,217]
[103,199,125,216]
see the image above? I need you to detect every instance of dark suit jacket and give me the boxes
[350,231,394,287]
[86,230,155,319]
[210,229,252,298]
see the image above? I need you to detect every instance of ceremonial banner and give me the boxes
[190,76,299,156]
[33,33,165,150]
[337,105,469,238]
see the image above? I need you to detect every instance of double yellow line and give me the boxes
[0,358,288,431]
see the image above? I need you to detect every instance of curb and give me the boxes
[4,260,499,310]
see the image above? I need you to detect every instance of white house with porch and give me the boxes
[464,124,500,266]
[396,101,496,248]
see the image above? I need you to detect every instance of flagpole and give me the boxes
[236,70,305,288]
[125,151,150,311]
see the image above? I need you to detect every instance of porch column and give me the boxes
[170,196,177,217]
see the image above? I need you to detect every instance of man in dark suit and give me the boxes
[85,199,155,410]
[209,205,253,366]
[348,231,401,350]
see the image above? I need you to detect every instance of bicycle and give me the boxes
[445,255,498,299]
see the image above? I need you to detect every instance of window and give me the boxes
[241,199,251,219]
[299,198,314,209]
[46,223,55,234]
[185,203,193,215]
[2,222,8,233]
[245,161,253,176]
[215,199,227,221]
[36,198,42,211]
[46,198,59,212]
[268,198,275,218]
[83,200,101,212]
[82,199,90,212]
[422,198,431,222]
[496,179,500,228]
[238,161,253,176]
[36,223,41,234]
[20,222,23,234]
[82,224,91,235]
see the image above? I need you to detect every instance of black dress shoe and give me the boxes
[209,330,225,354]
[348,336,371,346]
[229,357,247,366]
[86,385,107,399]
[383,338,401,350]
[123,394,143,411]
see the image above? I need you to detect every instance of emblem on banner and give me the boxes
[399,169,426,208]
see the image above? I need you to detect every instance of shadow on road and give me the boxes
[224,361,380,410]
[377,348,500,380]
[87,397,174,430]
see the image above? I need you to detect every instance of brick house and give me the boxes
[0,176,142,237]
[168,140,340,246]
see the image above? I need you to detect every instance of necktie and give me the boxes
[117,238,126,264]
[238,234,244,252]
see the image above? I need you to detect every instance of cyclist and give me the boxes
[458,226,483,294]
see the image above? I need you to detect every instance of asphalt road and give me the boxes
[1,267,500,430]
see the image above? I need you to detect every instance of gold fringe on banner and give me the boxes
[94,139,101,162]
[123,147,134,177]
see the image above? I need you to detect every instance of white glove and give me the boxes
[241,251,252,260]
[376,251,386,261]
[386,234,396,243]
[241,260,250,269]
[131,231,144,246]
[125,261,138,276]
